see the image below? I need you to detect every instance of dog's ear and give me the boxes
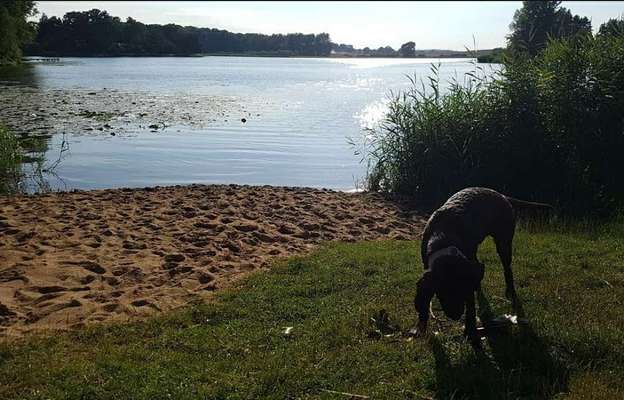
[415,271,435,320]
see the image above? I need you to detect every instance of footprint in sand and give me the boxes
[63,260,106,274]
[200,282,217,291]
[48,299,81,311]
[29,299,81,322]
[0,268,28,283]
[80,275,97,284]
[232,222,258,232]
[278,224,297,235]
[197,203,212,211]
[32,292,64,307]
[241,237,259,247]
[131,299,159,310]
[0,302,16,322]
[252,231,276,243]
[15,231,36,243]
[103,276,121,286]
[374,225,391,234]
[34,286,67,294]
[122,240,147,250]
[163,254,185,263]
[197,272,216,284]
[102,303,120,313]
[168,265,194,277]
[300,222,320,231]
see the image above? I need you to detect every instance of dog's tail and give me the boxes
[505,196,554,210]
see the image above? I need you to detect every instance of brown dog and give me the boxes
[413,187,552,341]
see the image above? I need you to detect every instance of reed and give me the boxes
[0,124,22,194]
[361,33,624,216]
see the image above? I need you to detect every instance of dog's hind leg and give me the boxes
[429,301,437,320]
[494,227,518,309]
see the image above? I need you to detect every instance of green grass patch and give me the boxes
[1,226,623,399]
[0,123,22,194]
[78,110,116,122]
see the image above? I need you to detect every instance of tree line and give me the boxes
[26,9,424,58]
[332,41,418,57]
[1,5,425,60]
[0,1,37,64]
[24,9,333,57]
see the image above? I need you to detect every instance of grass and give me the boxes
[78,110,116,122]
[0,125,60,195]
[1,224,623,399]
[0,123,22,194]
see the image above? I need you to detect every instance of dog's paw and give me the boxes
[470,336,485,351]
[506,290,522,312]
[405,327,420,337]
[406,321,428,338]
[463,328,484,348]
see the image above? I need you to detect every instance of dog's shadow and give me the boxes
[429,290,569,399]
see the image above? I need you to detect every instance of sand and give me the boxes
[0,184,425,337]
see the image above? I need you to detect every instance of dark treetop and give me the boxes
[27,9,333,57]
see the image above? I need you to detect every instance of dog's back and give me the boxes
[422,188,514,259]
[422,187,553,264]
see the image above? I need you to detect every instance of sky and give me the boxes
[32,1,624,50]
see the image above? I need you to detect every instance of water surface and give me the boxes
[2,56,494,192]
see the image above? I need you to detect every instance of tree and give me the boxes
[0,1,38,64]
[376,46,396,57]
[28,9,335,57]
[597,18,624,38]
[507,1,591,57]
[399,41,416,57]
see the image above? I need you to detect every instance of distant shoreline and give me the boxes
[23,53,481,60]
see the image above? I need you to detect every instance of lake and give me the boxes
[1,57,493,192]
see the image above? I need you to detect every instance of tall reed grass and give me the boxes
[361,33,624,216]
[0,124,23,194]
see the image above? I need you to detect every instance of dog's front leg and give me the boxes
[464,291,480,346]
[410,294,429,336]
[410,275,434,337]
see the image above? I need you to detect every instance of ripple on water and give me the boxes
[0,57,492,192]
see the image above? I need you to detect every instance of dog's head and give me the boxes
[417,256,484,321]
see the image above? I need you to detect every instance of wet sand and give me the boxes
[0,184,425,337]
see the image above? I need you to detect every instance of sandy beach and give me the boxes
[0,184,425,337]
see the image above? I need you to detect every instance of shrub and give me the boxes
[361,34,624,216]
